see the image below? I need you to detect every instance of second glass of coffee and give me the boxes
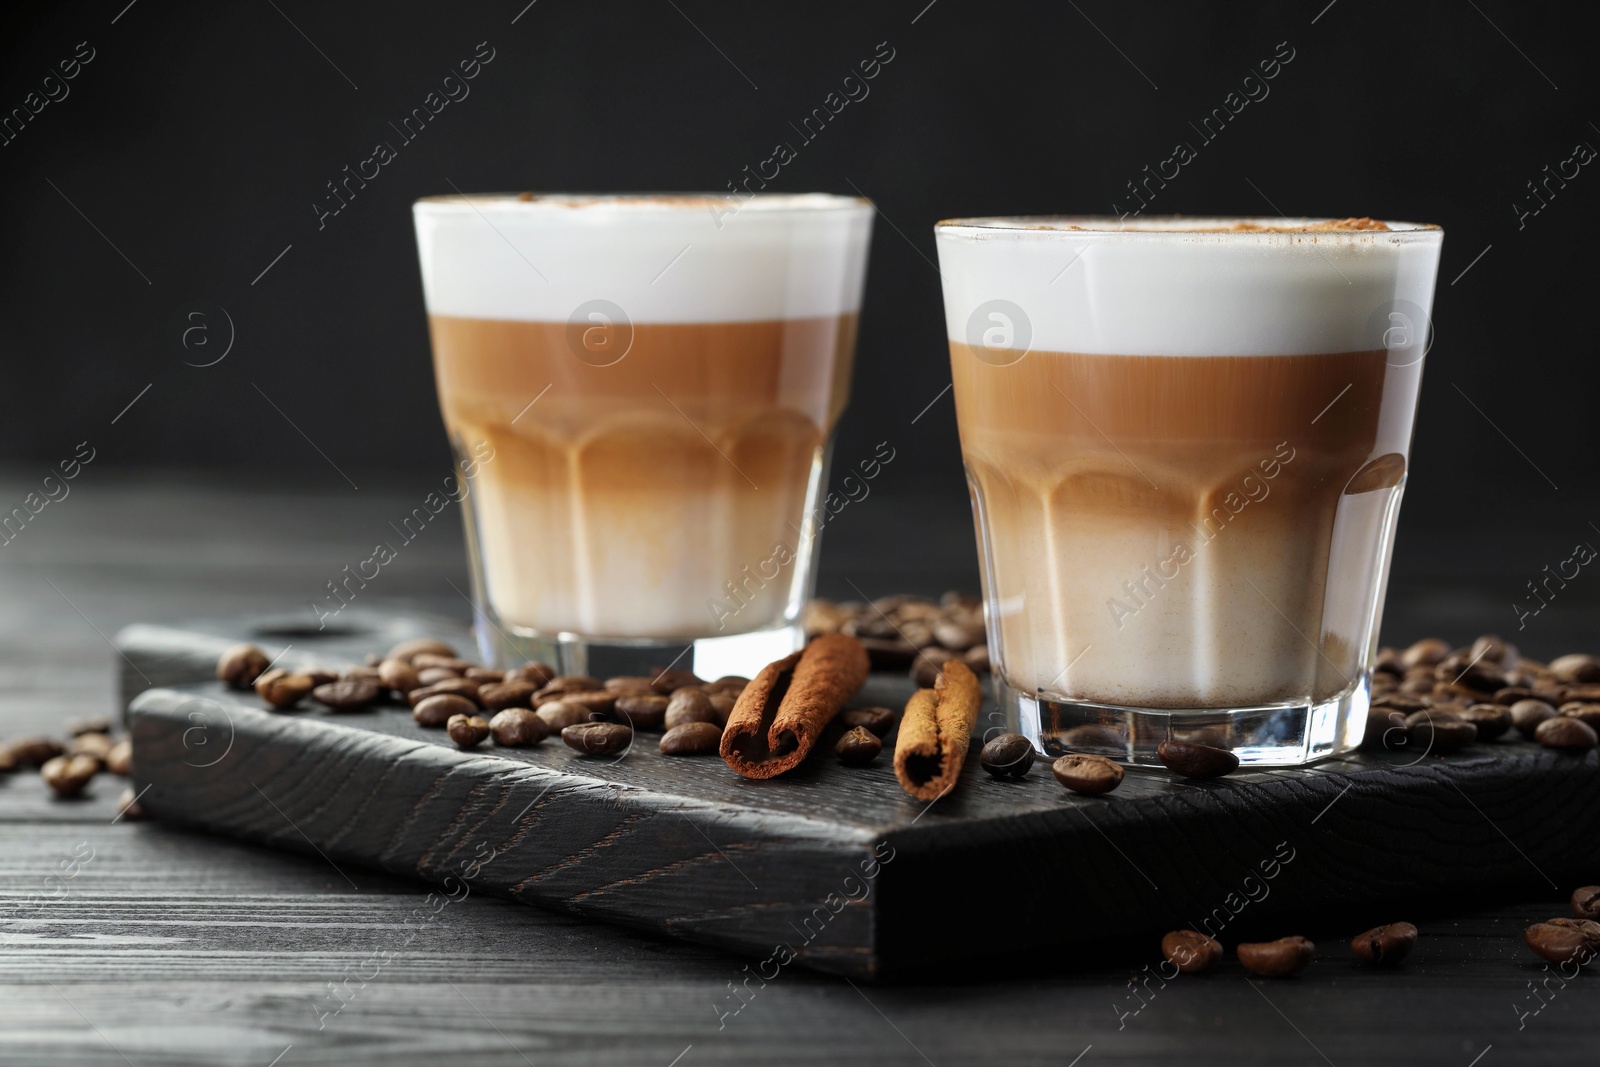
[413,194,873,678]
[934,217,1443,766]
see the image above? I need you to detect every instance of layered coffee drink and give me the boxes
[935,217,1444,765]
[414,194,872,670]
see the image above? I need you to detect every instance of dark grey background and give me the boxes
[2,0,1597,645]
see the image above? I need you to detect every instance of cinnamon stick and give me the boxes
[893,660,982,800]
[720,634,869,779]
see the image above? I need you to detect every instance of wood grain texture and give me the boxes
[121,615,1600,981]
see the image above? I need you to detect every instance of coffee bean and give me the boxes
[217,643,270,689]
[857,637,919,670]
[0,746,16,773]
[1060,723,1125,750]
[664,689,718,730]
[840,707,897,739]
[910,647,956,688]
[1372,692,1429,713]
[68,716,112,737]
[1511,699,1557,739]
[1545,917,1600,954]
[561,722,632,757]
[41,754,98,798]
[373,658,419,695]
[1052,752,1123,794]
[1374,648,1405,675]
[537,701,591,733]
[1536,715,1598,750]
[105,738,132,777]
[416,666,462,686]
[1237,936,1315,977]
[255,668,315,710]
[1470,634,1513,664]
[543,674,603,695]
[313,678,381,711]
[412,654,471,672]
[406,678,481,707]
[707,690,737,723]
[1363,708,1410,751]
[611,694,669,731]
[648,669,702,694]
[1401,637,1452,669]
[1403,710,1476,753]
[712,675,751,692]
[1399,668,1436,695]
[1350,922,1418,965]
[1559,702,1600,728]
[302,668,339,687]
[1524,921,1592,966]
[447,714,491,748]
[835,726,882,766]
[1432,682,1484,705]
[1549,654,1600,684]
[489,708,548,747]
[413,693,477,728]
[7,737,64,767]
[554,690,617,716]
[386,638,458,664]
[505,661,556,689]
[932,620,985,651]
[1458,703,1512,741]
[116,786,148,821]
[1572,886,1600,920]
[604,676,659,694]
[1493,686,1545,706]
[1156,740,1238,779]
[1160,930,1223,974]
[963,644,991,674]
[980,734,1035,779]
[660,721,723,755]
[465,667,504,684]
[68,733,114,765]
[477,681,541,712]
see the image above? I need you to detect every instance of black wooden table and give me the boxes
[3,473,1597,1066]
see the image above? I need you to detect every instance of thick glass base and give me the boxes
[473,617,805,682]
[998,674,1371,768]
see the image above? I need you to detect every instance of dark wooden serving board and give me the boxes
[115,614,1600,980]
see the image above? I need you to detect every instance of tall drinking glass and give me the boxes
[934,217,1443,766]
[414,194,873,678]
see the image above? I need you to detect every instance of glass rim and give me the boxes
[414,192,872,216]
[935,215,1442,240]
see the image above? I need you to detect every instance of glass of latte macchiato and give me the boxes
[934,217,1443,766]
[413,193,873,678]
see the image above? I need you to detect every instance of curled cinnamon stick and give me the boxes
[893,660,982,800]
[720,634,869,779]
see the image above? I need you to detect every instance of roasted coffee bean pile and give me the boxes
[218,637,757,759]
[0,715,143,817]
[1368,635,1600,755]
[805,593,990,687]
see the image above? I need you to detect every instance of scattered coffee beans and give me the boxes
[1052,753,1123,795]
[1535,715,1598,750]
[505,662,556,689]
[660,721,722,755]
[664,689,718,730]
[1524,921,1592,966]
[488,708,548,747]
[1350,922,1417,965]
[406,678,481,707]
[217,643,270,689]
[1237,935,1315,977]
[447,714,491,749]
[413,693,477,728]
[1549,653,1600,684]
[838,707,896,738]
[537,701,591,733]
[1572,886,1600,920]
[1458,704,1512,741]
[1161,930,1223,974]
[1511,699,1557,739]
[377,658,421,694]
[478,681,540,712]
[1559,702,1600,728]
[611,694,670,731]
[465,667,504,684]
[979,734,1035,779]
[416,666,461,686]
[1156,740,1239,779]
[7,738,65,767]
[40,753,98,797]
[562,722,632,757]
[1403,709,1477,753]
[835,726,882,766]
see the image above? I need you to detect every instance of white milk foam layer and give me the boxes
[415,194,873,323]
[935,217,1443,357]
